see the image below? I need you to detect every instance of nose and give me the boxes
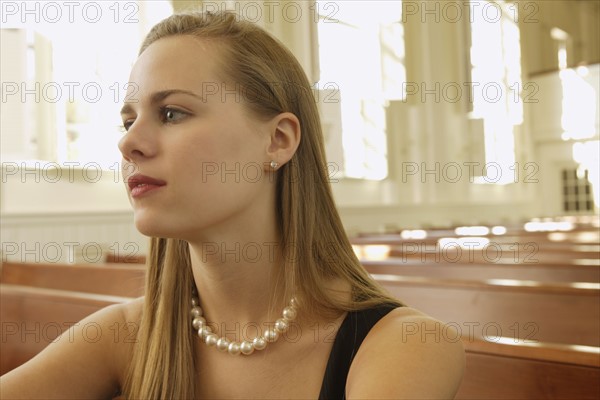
[118,117,157,162]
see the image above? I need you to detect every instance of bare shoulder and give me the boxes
[346,306,465,399]
[123,295,144,317]
[0,297,145,399]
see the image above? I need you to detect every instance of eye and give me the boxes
[120,120,134,132]
[161,107,188,124]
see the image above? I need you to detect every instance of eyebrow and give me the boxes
[120,89,205,115]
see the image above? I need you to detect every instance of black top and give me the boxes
[318,304,399,399]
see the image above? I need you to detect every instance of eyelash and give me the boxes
[120,107,189,132]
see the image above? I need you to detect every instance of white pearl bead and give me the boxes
[264,328,279,343]
[252,336,267,350]
[228,342,241,355]
[216,338,230,351]
[192,298,199,307]
[240,341,254,355]
[199,326,212,338]
[283,306,297,321]
[205,334,218,346]
[191,307,203,318]
[290,298,297,307]
[274,318,289,333]
[192,316,206,330]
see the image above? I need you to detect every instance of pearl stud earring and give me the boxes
[270,160,279,169]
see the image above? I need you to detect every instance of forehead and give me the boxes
[128,35,224,97]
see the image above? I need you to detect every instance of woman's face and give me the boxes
[118,35,273,240]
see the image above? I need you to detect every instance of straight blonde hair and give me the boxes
[123,11,404,399]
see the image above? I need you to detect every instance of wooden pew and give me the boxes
[6,283,598,399]
[105,253,146,264]
[352,238,600,260]
[3,261,599,399]
[351,226,600,264]
[352,242,600,267]
[0,261,144,374]
[458,338,600,399]
[373,274,600,347]
[353,229,600,247]
[362,258,600,283]
[0,284,133,375]
[392,249,600,264]
[360,224,600,398]
[0,261,146,298]
[356,223,600,243]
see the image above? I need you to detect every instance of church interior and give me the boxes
[1,1,599,398]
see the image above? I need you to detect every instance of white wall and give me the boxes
[0,163,148,263]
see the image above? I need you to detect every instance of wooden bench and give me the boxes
[354,233,600,247]
[356,225,600,244]
[392,250,600,265]
[362,258,600,283]
[3,263,599,399]
[1,261,146,298]
[457,338,600,399]
[353,229,600,251]
[0,284,133,375]
[105,253,146,264]
[352,242,600,267]
[373,274,600,347]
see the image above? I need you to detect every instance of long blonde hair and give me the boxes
[123,11,403,399]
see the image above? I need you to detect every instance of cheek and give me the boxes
[168,119,266,196]
[180,124,263,168]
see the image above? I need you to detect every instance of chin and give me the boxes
[133,212,174,238]
[134,221,165,238]
[134,212,198,241]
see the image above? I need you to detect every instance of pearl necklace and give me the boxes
[190,294,298,356]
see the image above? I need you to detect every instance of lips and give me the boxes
[127,174,167,198]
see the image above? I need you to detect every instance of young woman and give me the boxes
[1,11,464,399]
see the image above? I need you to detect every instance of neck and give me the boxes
[187,218,288,332]
[184,171,290,329]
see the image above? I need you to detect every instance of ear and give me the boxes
[265,112,301,170]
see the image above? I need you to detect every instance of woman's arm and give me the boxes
[346,307,466,399]
[0,300,140,399]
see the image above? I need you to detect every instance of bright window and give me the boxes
[316,1,405,180]
[469,0,523,184]
[0,1,172,168]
